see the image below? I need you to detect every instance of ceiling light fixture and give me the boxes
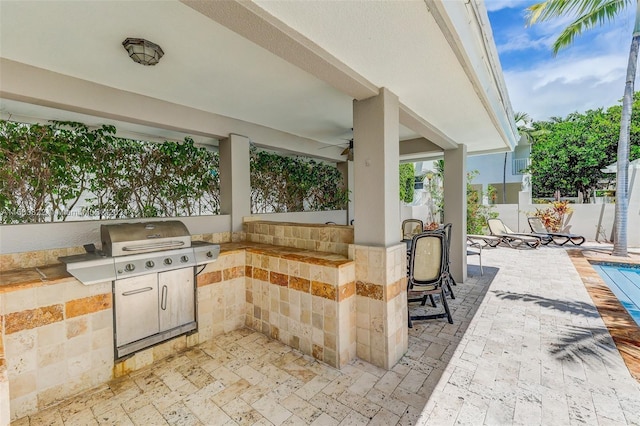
[122,38,164,66]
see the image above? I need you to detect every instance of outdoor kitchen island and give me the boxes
[0,221,408,422]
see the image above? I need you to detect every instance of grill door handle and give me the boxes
[122,287,153,296]
[161,285,168,310]
[122,241,185,252]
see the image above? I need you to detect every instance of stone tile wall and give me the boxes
[0,313,8,426]
[351,243,408,369]
[244,221,353,256]
[0,231,232,273]
[0,280,113,420]
[0,228,408,420]
[244,248,356,368]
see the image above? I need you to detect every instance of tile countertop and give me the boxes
[0,242,353,294]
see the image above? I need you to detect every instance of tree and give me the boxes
[527,0,640,256]
[399,163,415,203]
[530,108,623,198]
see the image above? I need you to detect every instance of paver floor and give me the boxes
[11,247,640,425]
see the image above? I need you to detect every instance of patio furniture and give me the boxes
[441,223,457,297]
[487,218,541,249]
[527,217,585,246]
[402,219,424,240]
[465,235,498,276]
[407,231,454,327]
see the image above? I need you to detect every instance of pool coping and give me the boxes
[568,249,640,381]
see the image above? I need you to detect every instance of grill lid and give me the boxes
[101,220,191,257]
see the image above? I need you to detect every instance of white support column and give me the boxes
[351,89,407,370]
[353,88,400,246]
[219,134,251,234]
[444,145,467,283]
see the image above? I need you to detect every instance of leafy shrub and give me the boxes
[531,200,573,232]
[1,120,348,223]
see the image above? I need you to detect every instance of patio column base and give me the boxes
[351,243,408,369]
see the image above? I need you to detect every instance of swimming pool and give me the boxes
[592,263,640,327]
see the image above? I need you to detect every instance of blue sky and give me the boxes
[486,0,636,121]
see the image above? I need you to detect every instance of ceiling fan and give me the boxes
[319,128,353,161]
[341,139,353,161]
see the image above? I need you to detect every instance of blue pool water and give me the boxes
[592,263,640,327]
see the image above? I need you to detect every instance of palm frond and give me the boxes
[527,0,630,55]
[527,0,629,25]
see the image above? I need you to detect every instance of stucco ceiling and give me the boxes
[0,0,516,162]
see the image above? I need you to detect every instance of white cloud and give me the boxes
[497,31,555,53]
[498,7,638,121]
[504,52,634,120]
[485,0,530,12]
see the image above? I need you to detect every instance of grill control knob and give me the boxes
[145,260,155,269]
[164,258,172,266]
[125,263,135,272]
[180,255,189,263]
[206,251,213,258]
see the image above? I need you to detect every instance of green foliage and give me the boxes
[527,0,631,55]
[0,120,114,222]
[531,200,573,232]
[467,171,498,234]
[250,149,348,214]
[0,120,220,223]
[529,92,640,199]
[1,120,348,223]
[399,163,415,203]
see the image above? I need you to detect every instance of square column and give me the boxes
[219,134,251,234]
[351,89,407,370]
[444,145,467,283]
[353,88,400,246]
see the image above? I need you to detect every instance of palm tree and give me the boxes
[506,112,533,202]
[527,0,639,257]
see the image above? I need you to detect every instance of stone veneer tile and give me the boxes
[270,272,288,287]
[311,281,336,301]
[254,268,269,282]
[385,279,406,301]
[0,315,4,356]
[338,282,356,301]
[356,281,384,301]
[196,270,221,287]
[65,294,111,319]
[223,266,245,280]
[290,277,311,293]
[5,305,64,334]
[65,317,88,340]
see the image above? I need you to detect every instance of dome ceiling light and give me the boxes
[122,38,164,66]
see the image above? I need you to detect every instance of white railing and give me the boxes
[512,158,530,175]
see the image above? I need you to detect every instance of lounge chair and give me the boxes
[528,217,585,246]
[407,231,453,327]
[487,218,541,249]
[466,235,501,275]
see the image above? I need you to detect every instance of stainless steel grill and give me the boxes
[60,220,220,359]
[60,220,219,284]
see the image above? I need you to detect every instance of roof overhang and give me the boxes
[0,0,518,162]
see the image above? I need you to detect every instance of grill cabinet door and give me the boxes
[158,268,195,332]
[115,274,159,346]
